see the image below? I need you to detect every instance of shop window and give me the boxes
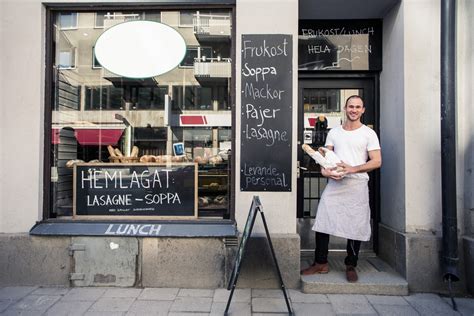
[49,9,233,221]
[180,46,213,67]
[134,86,168,110]
[179,10,195,27]
[84,86,124,110]
[58,48,76,69]
[172,85,213,110]
[92,47,102,68]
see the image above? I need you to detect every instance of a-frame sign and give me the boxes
[225,196,293,315]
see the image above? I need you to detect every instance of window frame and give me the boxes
[43,4,236,223]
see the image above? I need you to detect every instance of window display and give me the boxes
[50,9,233,219]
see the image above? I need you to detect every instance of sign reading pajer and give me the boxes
[73,163,197,219]
[94,21,187,78]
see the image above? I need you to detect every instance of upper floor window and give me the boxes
[58,13,78,29]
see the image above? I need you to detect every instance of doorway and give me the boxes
[297,76,379,254]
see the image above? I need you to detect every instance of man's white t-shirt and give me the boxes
[325,125,381,180]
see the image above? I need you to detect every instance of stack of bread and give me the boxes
[108,145,139,163]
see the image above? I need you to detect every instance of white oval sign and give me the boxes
[94,21,187,78]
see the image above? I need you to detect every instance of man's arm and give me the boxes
[337,149,382,175]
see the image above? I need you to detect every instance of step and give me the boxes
[301,255,408,295]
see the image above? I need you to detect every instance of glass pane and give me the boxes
[50,9,233,219]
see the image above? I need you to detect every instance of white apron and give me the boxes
[312,177,371,241]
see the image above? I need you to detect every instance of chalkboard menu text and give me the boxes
[74,163,197,218]
[299,19,382,71]
[240,34,293,191]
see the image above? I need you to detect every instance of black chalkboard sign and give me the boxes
[299,19,382,71]
[240,34,293,191]
[73,163,197,218]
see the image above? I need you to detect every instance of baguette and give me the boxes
[130,146,139,158]
[107,145,117,157]
[114,148,124,157]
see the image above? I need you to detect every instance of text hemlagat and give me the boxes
[81,169,170,190]
[242,38,289,59]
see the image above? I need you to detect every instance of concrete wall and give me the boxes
[404,0,442,234]
[380,1,405,233]
[379,0,473,293]
[0,1,45,233]
[235,0,298,235]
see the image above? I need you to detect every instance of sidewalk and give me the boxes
[0,286,473,315]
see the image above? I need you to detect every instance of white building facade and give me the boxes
[0,0,472,294]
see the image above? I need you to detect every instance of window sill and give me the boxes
[30,219,236,237]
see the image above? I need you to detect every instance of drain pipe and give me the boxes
[440,0,459,307]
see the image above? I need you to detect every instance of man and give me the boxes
[301,95,382,282]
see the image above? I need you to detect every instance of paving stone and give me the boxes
[0,287,37,300]
[168,313,209,316]
[88,297,135,312]
[405,293,458,316]
[327,294,377,315]
[252,313,288,316]
[178,289,214,298]
[60,288,106,301]
[170,297,213,313]
[126,300,173,315]
[0,299,15,313]
[31,287,70,296]
[44,300,95,315]
[102,288,143,298]
[289,289,329,303]
[252,289,285,298]
[372,304,420,316]
[9,295,61,311]
[138,288,179,301]
[210,301,251,316]
[442,297,474,316]
[1,310,45,316]
[292,303,335,316]
[213,288,251,303]
[252,297,289,313]
[84,312,125,316]
[365,295,409,305]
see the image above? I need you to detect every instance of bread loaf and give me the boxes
[114,148,124,157]
[130,146,139,158]
[107,145,117,157]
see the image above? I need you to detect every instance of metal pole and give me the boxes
[440,0,459,283]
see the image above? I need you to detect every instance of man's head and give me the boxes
[344,95,365,122]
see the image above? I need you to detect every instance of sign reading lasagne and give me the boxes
[74,163,197,218]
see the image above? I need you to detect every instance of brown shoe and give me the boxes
[346,265,358,282]
[301,263,329,275]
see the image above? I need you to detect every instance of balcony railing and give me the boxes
[193,14,231,36]
[194,57,232,78]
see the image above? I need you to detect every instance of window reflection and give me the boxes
[51,9,233,219]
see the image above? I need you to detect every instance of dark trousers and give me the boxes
[314,232,362,267]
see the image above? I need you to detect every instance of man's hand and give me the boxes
[321,167,345,180]
[336,162,357,175]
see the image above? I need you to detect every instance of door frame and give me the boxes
[297,72,381,253]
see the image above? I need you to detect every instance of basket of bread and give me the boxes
[108,145,140,163]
